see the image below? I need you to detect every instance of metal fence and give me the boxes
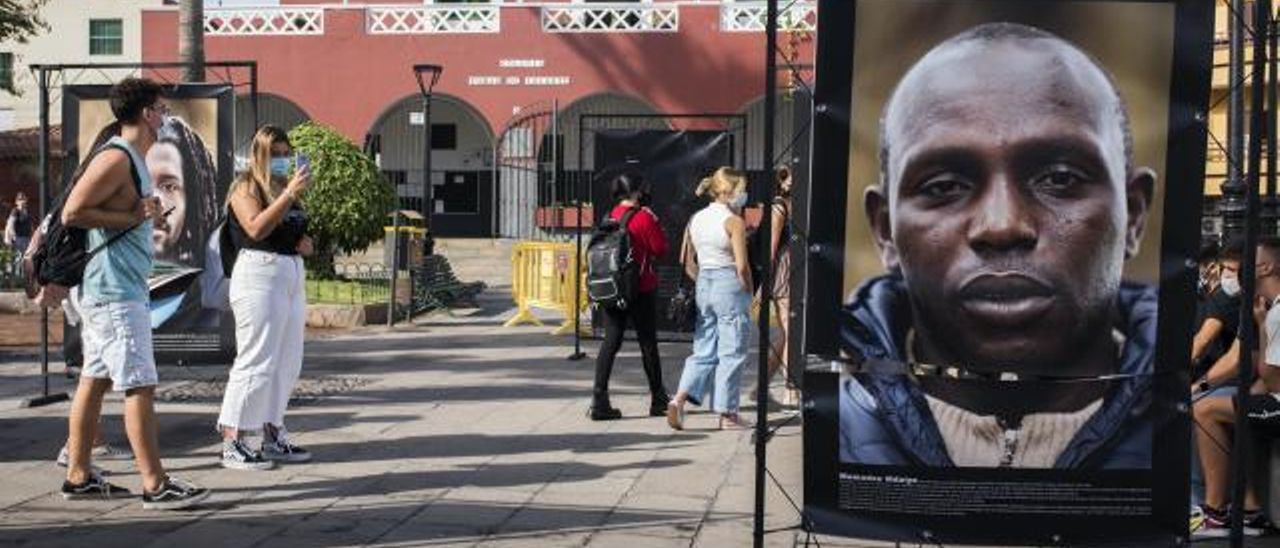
[0,248,24,291]
[305,262,392,306]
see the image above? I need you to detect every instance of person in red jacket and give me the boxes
[591,172,671,420]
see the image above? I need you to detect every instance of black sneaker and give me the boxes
[588,406,622,421]
[1245,509,1274,536]
[142,476,210,510]
[649,395,672,417]
[221,439,275,471]
[263,437,312,464]
[61,472,130,500]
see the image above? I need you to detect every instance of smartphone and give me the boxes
[295,152,311,173]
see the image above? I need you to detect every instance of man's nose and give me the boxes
[967,177,1038,255]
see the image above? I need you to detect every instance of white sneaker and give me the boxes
[90,443,133,461]
[221,439,275,471]
[55,447,108,476]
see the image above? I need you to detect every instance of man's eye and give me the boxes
[1033,165,1088,191]
[917,177,971,199]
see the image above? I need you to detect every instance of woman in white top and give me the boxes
[667,167,754,430]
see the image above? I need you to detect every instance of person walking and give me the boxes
[668,167,754,430]
[750,167,800,407]
[59,77,209,509]
[5,191,33,274]
[217,125,314,469]
[590,172,671,421]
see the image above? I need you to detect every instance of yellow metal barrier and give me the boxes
[503,241,589,335]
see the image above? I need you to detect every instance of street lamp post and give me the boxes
[415,64,444,244]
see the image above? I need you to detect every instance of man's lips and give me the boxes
[957,273,1056,326]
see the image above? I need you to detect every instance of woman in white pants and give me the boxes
[217,125,313,470]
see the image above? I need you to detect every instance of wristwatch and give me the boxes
[1196,380,1211,394]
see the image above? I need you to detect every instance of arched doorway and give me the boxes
[366,94,495,237]
[234,92,310,164]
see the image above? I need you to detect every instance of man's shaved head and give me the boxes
[879,22,1134,189]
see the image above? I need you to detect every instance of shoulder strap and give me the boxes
[619,205,641,228]
[99,141,143,197]
[82,142,147,258]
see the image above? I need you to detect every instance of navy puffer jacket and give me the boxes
[837,274,1155,469]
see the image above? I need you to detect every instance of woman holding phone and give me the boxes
[216,125,314,470]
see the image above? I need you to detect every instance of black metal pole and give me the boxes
[1268,10,1280,236]
[389,209,399,327]
[569,114,586,361]
[424,91,434,238]
[754,1,779,546]
[1230,2,1269,545]
[1224,0,1249,241]
[22,67,68,408]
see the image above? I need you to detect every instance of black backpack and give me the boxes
[30,142,143,289]
[586,206,641,310]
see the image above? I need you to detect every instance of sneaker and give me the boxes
[142,476,210,511]
[588,406,622,421]
[221,439,275,471]
[649,395,672,417]
[666,401,685,431]
[719,413,753,431]
[91,443,134,461]
[263,436,312,464]
[1245,509,1274,536]
[1191,506,1267,539]
[61,472,130,500]
[55,446,109,476]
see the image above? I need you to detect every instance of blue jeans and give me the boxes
[677,268,751,414]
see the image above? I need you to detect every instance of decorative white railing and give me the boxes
[367,6,500,35]
[541,5,679,33]
[720,2,817,32]
[204,7,324,36]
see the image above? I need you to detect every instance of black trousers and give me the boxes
[593,290,667,408]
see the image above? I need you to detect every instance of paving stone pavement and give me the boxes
[0,306,864,548]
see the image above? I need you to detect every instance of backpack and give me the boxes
[586,206,642,310]
[24,142,143,305]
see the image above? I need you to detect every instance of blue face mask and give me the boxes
[270,157,291,177]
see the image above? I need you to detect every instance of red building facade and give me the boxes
[140,1,816,236]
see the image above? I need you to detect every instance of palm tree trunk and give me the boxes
[179,0,205,82]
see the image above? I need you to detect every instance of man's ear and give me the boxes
[864,184,899,271]
[1124,167,1156,260]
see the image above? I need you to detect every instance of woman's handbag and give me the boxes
[666,227,695,331]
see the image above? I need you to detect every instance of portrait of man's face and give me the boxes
[864,32,1155,375]
[147,140,187,258]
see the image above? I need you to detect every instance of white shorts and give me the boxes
[80,297,158,391]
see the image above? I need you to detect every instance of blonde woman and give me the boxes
[217,125,313,469]
[668,167,754,430]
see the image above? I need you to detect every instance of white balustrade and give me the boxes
[367,6,500,35]
[720,2,817,33]
[541,5,679,33]
[204,7,324,36]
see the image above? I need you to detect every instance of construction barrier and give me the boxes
[503,241,589,335]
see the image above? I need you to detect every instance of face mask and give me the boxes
[1221,275,1241,297]
[729,191,748,210]
[270,157,291,177]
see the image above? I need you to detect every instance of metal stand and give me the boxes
[569,106,588,362]
[24,61,256,401]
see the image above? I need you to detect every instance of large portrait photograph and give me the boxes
[802,0,1213,544]
[62,83,236,364]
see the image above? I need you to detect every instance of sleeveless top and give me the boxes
[82,136,153,303]
[230,186,308,256]
[9,208,32,238]
[690,202,735,270]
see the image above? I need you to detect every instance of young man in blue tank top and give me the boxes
[58,78,209,509]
